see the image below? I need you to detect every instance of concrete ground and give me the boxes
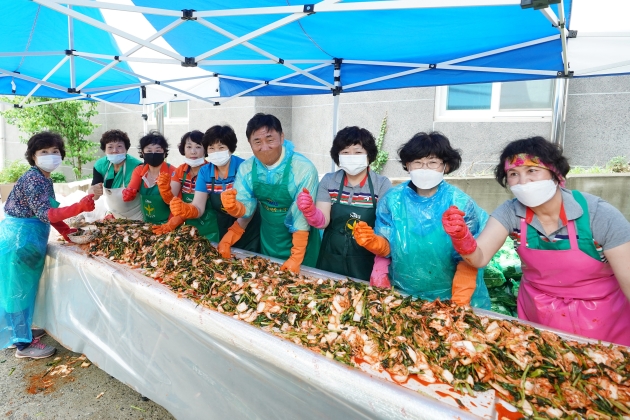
[0,334,175,420]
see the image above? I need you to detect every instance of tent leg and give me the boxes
[330,93,340,172]
[141,86,148,135]
[68,5,76,90]
[550,78,569,147]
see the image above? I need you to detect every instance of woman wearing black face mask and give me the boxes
[122,131,173,224]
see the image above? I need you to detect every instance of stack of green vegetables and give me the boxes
[484,238,522,317]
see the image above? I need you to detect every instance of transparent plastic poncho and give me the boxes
[375,181,491,309]
[0,216,50,348]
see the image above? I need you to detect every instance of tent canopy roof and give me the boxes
[0,0,627,107]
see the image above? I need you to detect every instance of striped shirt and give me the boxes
[316,169,392,209]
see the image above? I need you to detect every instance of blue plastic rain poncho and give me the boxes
[0,217,50,348]
[375,181,491,309]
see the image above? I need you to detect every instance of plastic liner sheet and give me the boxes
[34,243,479,420]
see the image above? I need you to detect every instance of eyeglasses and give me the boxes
[408,160,444,170]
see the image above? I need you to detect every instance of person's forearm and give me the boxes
[460,247,488,268]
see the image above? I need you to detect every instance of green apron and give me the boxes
[181,169,220,242]
[139,164,172,224]
[252,156,320,268]
[207,169,261,253]
[316,172,377,280]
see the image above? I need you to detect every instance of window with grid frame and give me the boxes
[435,79,555,122]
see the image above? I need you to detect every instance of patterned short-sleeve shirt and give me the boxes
[4,166,55,223]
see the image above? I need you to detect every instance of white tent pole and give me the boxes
[345,67,430,90]
[345,35,559,90]
[23,96,84,107]
[438,64,557,76]
[68,5,76,91]
[90,85,148,97]
[550,78,569,146]
[34,0,185,61]
[331,95,340,172]
[194,14,308,62]
[330,59,341,172]
[217,63,332,105]
[269,82,330,90]
[83,82,151,93]
[196,17,335,88]
[49,0,521,17]
[441,35,559,64]
[0,51,66,57]
[0,68,68,92]
[141,86,148,135]
[76,18,186,91]
[558,0,569,76]
[78,56,219,105]
[19,56,70,106]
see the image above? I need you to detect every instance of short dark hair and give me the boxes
[25,131,66,166]
[100,129,131,151]
[203,125,238,153]
[245,113,283,140]
[178,130,205,156]
[494,136,570,188]
[330,126,378,165]
[398,132,461,174]
[138,130,169,158]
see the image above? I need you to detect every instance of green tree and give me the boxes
[370,113,389,174]
[0,96,100,180]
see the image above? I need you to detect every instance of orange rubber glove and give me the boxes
[353,221,390,257]
[220,189,246,218]
[157,172,174,204]
[451,261,478,306]
[152,216,185,235]
[169,197,199,220]
[280,230,309,274]
[217,221,245,259]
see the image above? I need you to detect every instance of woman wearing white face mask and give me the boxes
[88,129,142,219]
[151,130,211,235]
[1,132,95,359]
[296,126,392,281]
[443,136,630,346]
[168,125,260,252]
[354,132,491,309]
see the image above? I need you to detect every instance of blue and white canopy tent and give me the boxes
[1,0,628,142]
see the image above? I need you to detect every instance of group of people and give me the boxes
[2,112,630,360]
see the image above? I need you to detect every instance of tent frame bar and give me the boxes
[34,0,185,62]
[19,56,70,106]
[45,0,521,17]
[76,18,186,91]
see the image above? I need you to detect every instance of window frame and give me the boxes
[148,101,189,124]
[434,80,555,123]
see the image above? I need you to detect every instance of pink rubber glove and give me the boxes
[442,206,478,255]
[297,188,326,228]
[370,256,391,288]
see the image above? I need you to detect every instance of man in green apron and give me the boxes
[220,113,321,273]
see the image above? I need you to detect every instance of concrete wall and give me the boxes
[563,75,630,167]
[1,75,629,181]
